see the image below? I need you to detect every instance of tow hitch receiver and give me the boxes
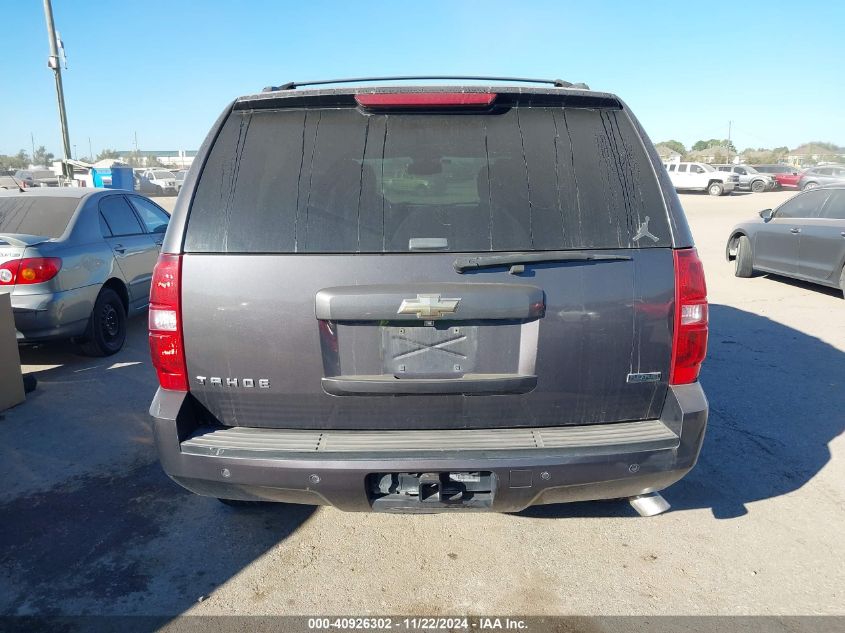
[368,472,495,511]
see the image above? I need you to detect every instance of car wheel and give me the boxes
[734,235,754,278]
[79,288,127,356]
[803,181,819,191]
[839,266,845,298]
[751,180,766,193]
[708,182,724,196]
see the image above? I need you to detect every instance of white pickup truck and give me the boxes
[664,162,738,196]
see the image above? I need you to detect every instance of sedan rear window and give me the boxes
[0,196,79,238]
[186,106,669,253]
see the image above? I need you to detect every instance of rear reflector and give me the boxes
[148,254,188,391]
[355,92,496,109]
[0,257,61,286]
[670,248,708,385]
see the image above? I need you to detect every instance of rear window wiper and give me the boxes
[453,251,631,274]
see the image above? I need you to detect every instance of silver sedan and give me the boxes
[726,185,845,295]
[0,188,169,355]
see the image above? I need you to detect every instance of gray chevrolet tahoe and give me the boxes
[149,77,709,515]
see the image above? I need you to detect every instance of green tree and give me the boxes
[692,138,736,153]
[657,140,686,155]
[125,151,144,167]
[32,145,55,166]
[0,150,30,171]
[809,141,841,152]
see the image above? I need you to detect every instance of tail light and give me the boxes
[148,254,188,391]
[670,248,708,385]
[0,257,61,285]
[355,92,497,109]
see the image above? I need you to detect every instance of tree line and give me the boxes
[1,148,163,172]
[657,139,843,165]
[0,147,55,171]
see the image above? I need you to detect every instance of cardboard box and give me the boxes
[0,292,25,411]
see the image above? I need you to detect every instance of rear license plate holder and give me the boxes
[383,324,478,378]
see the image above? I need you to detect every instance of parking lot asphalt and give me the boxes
[1,190,843,617]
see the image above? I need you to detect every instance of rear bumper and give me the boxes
[151,384,707,513]
[12,286,96,342]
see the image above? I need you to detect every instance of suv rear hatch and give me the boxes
[176,88,677,431]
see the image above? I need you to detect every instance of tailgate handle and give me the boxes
[322,374,537,396]
[316,284,544,321]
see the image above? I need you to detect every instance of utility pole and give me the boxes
[727,120,733,163]
[42,0,73,180]
[30,133,36,164]
[88,137,93,161]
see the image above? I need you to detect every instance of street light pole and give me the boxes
[42,0,73,181]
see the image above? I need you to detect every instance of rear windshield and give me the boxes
[0,196,79,238]
[186,105,670,253]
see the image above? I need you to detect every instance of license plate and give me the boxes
[383,324,478,378]
[449,472,482,484]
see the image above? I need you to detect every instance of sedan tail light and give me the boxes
[670,248,708,384]
[148,254,188,391]
[0,257,62,286]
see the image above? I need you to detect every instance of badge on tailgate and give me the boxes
[397,294,461,319]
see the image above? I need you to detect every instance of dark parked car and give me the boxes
[752,164,802,189]
[13,169,59,188]
[0,188,169,354]
[149,78,709,515]
[727,185,845,294]
[798,165,845,190]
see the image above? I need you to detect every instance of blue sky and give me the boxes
[2,0,843,159]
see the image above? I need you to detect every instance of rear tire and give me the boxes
[79,288,127,356]
[735,236,754,278]
[708,182,724,196]
[751,180,766,193]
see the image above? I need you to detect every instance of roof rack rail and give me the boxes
[262,76,590,92]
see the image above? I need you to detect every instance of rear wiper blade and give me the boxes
[453,251,631,273]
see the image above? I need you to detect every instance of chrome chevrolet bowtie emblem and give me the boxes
[397,294,461,319]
